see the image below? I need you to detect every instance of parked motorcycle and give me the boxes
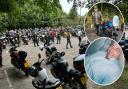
[119,38,128,61]
[73,43,89,73]
[1,37,7,49]
[47,51,87,89]
[45,46,57,58]
[9,47,30,76]
[29,53,62,89]
[9,37,16,46]
[22,35,29,45]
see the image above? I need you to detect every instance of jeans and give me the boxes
[95,24,100,35]
[66,39,72,48]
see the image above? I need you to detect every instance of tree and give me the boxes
[0,0,64,31]
[118,1,128,23]
[69,6,78,19]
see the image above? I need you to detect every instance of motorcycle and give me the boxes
[29,53,62,89]
[119,38,128,61]
[40,35,45,43]
[47,51,87,89]
[22,35,29,45]
[9,47,30,76]
[9,37,16,46]
[73,43,89,73]
[1,37,7,49]
[12,37,20,47]
[45,46,57,58]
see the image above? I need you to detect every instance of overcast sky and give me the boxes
[59,0,88,16]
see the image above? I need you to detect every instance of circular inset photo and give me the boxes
[84,37,125,85]
[84,2,124,42]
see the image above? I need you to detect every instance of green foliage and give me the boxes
[87,3,124,20]
[117,1,128,23]
[0,0,10,12]
[0,0,64,31]
[0,0,82,32]
[69,7,78,19]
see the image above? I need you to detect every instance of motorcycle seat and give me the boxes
[68,68,82,77]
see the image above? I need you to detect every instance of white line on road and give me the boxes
[4,70,14,89]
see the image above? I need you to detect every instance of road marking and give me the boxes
[4,70,14,89]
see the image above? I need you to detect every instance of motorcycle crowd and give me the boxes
[1,25,127,89]
[0,26,85,48]
[0,26,89,89]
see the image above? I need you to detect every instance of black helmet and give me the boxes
[51,46,57,52]
[29,66,39,77]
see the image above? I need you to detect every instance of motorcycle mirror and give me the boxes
[38,53,41,59]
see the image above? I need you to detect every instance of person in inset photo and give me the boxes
[85,38,124,85]
[85,2,124,42]
[112,15,119,41]
[92,6,102,35]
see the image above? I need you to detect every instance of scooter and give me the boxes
[47,51,87,89]
[29,53,62,89]
[9,47,30,76]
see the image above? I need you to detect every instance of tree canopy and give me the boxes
[0,0,64,32]
[117,1,128,23]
